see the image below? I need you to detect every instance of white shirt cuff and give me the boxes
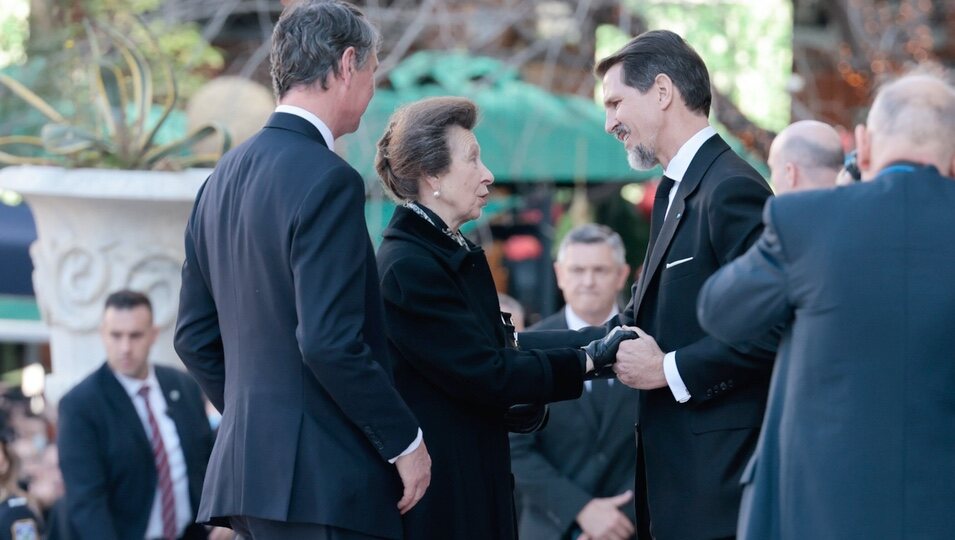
[389,428,423,463]
[663,351,691,403]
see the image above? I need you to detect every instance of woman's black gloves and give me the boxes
[583,328,638,371]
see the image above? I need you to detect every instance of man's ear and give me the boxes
[854,124,873,180]
[785,162,798,190]
[655,73,674,110]
[615,263,632,290]
[339,46,357,85]
[553,261,566,291]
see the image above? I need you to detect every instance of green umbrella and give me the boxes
[339,50,660,184]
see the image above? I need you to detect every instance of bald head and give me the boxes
[858,72,955,178]
[768,120,843,194]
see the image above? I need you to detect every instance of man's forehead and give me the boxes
[562,243,617,263]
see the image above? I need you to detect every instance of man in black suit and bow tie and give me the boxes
[174,1,429,539]
[59,290,215,540]
[510,223,639,540]
[597,31,777,540]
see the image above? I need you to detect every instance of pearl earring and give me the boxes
[433,190,440,198]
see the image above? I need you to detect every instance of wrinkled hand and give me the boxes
[504,403,549,433]
[583,327,639,371]
[395,439,431,514]
[206,526,236,540]
[613,326,667,390]
[576,490,635,540]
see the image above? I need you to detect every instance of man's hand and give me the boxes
[394,440,431,514]
[613,327,667,390]
[576,490,635,540]
[207,526,236,540]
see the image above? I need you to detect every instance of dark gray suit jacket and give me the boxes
[698,163,955,539]
[511,309,639,539]
[58,363,213,540]
[175,113,419,539]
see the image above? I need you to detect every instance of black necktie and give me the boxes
[648,176,675,251]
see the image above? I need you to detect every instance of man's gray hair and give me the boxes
[269,0,381,99]
[868,69,955,150]
[557,224,627,265]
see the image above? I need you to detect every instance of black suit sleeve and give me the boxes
[381,255,584,407]
[698,199,794,344]
[671,176,778,400]
[57,393,120,540]
[175,181,226,412]
[291,166,418,460]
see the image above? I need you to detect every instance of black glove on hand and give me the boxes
[504,403,549,433]
[583,328,638,371]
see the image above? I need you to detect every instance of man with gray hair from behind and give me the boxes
[767,120,844,194]
[697,69,955,539]
[175,1,429,539]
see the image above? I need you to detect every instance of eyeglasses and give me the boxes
[843,150,861,182]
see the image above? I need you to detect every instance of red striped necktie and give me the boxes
[138,384,177,540]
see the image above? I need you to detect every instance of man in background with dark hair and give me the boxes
[59,290,214,540]
[520,30,776,539]
[175,1,429,538]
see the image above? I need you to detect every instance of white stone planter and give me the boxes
[0,165,211,402]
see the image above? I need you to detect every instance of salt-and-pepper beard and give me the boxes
[628,144,657,170]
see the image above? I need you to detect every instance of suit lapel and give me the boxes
[632,135,731,316]
[98,364,152,457]
[155,367,189,440]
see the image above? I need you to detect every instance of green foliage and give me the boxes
[153,22,225,99]
[0,14,230,170]
[0,0,29,68]
[621,0,793,132]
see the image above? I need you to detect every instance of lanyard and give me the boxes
[874,162,943,180]
[876,164,918,178]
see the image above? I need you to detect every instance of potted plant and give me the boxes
[0,14,230,401]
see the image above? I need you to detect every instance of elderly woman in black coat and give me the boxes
[375,97,628,539]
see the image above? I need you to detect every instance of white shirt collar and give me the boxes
[663,125,717,183]
[274,105,335,151]
[112,365,160,400]
[564,304,620,331]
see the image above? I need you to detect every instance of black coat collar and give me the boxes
[382,205,479,270]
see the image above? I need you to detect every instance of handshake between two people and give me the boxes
[583,326,669,390]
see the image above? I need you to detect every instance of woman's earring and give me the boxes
[433,190,440,198]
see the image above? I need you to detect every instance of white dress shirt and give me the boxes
[564,305,619,392]
[274,105,336,151]
[113,367,192,538]
[659,125,717,403]
[274,104,424,462]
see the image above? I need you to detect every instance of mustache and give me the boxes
[611,125,630,141]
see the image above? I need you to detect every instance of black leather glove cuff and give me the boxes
[504,403,549,433]
[582,329,638,371]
